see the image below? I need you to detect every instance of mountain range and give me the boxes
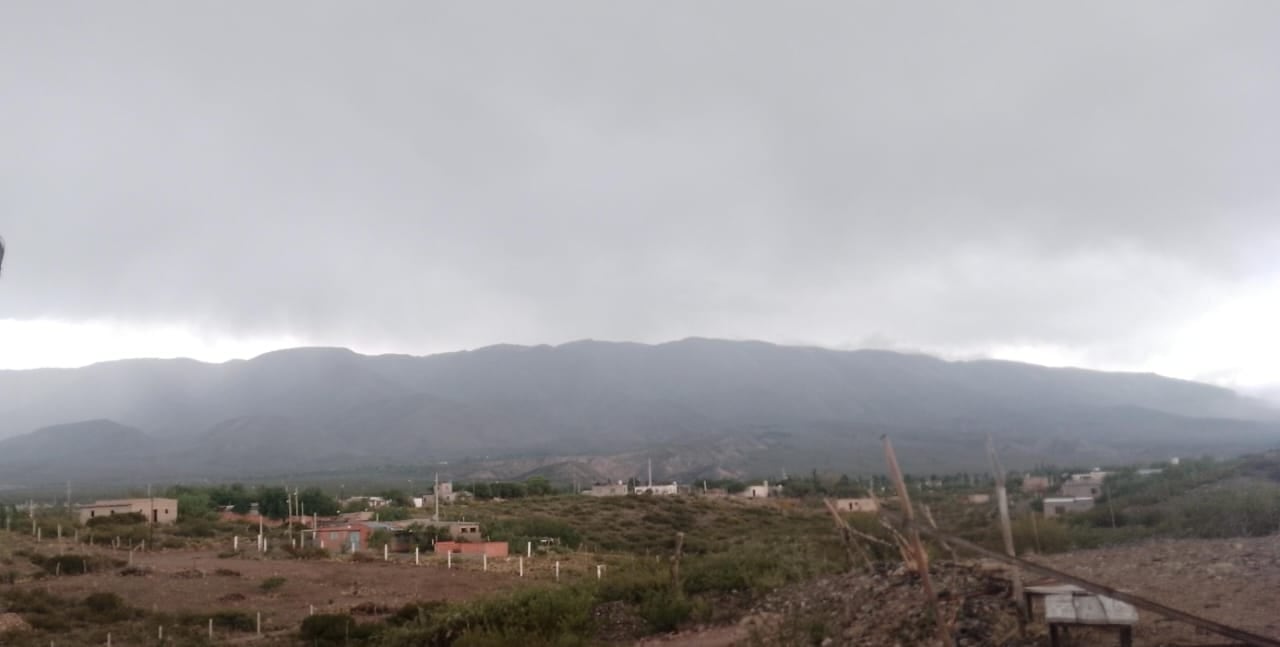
[1,338,1278,489]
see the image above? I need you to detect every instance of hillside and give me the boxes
[0,339,1277,486]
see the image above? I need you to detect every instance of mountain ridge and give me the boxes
[0,339,1276,487]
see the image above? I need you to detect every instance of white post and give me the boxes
[234,536,239,551]
[158,625,163,641]
[415,546,420,565]
[447,551,452,569]
[256,612,261,635]
[482,553,487,571]
[383,544,388,561]
[263,537,268,552]
[208,618,213,639]
[107,633,111,646]
[519,557,523,577]
[527,541,532,558]
[555,561,560,581]
[309,604,314,616]
[596,564,603,580]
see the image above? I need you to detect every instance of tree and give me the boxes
[257,486,289,520]
[525,476,554,496]
[298,487,339,516]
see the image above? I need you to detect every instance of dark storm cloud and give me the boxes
[2,2,1278,361]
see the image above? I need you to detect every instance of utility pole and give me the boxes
[433,472,440,522]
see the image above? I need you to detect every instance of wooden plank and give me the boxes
[1027,584,1086,596]
[1099,596,1139,625]
[1045,594,1079,623]
[1073,595,1109,624]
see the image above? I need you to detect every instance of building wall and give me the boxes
[634,484,679,496]
[78,498,179,525]
[1043,498,1095,518]
[585,484,629,497]
[834,498,879,513]
[435,541,509,557]
[1060,481,1101,499]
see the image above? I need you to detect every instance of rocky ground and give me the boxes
[642,535,1280,646]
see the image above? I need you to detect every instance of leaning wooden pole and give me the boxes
[882,435,951,647]
[986,434,1026,618]
[895,513,1280,647]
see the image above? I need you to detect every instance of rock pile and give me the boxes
[744,563,1040,646]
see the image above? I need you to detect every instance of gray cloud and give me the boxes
[2,2,1279,382]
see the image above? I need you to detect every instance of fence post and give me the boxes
[596,564,603,580]
[447,551,452,569]
[555,561,560,581]
[415,546,420,565]
[519,557,523,577]
[383,544,388,561]
[483,553,487,571]
[208,618,213,640]
[256,612,261,635]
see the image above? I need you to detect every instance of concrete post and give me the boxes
[415,546,420,565]
[555,561,560,581]
[383,544,388,561]
[447,551,452,569]
[519,557,523,577]
[483,553,487,571]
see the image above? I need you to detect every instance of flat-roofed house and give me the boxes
[77,498,179,525]
[1043,497,1095,518]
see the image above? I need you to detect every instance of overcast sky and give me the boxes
[2,2,1278,397]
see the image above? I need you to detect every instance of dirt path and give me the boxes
[11,548,525,633]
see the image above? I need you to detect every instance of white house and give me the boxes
[634,482,679,496]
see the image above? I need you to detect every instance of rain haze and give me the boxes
[2,2,1278,398]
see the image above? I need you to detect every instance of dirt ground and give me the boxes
[1031,535,1280,646]
[7,546,526,635]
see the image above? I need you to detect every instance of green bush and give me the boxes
[638,591,692,633]
[260,576,287,592]
[300,613,378,644]
[86,512,146,527]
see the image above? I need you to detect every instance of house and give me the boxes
[1043,497,1095,518]
[341,496,391,509]
[441,521,481,540]
[634,482,679,496]
[1060,480,1102,499]
[1021,476,1051,493]
[584,482,629,497]
[965,493,991,505]
[743,480,783,499]
[833,498,878,513]
[77,498,178,525]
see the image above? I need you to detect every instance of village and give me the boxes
[4,450,1273,646]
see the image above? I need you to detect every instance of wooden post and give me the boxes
[986,435,1026,619]
[882,435,950,647]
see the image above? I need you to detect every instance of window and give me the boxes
[90,510,96,518]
